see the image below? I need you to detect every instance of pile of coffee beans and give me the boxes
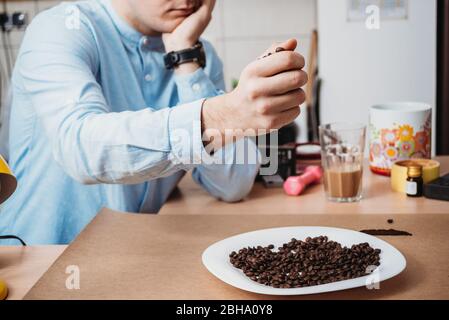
[229,236,381,288]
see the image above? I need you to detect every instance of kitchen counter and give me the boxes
[0,245,67,300]
[22,212,449,299]
[1,157,449,299]
[160,157,449,215]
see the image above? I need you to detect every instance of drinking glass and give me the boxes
[319,123,366,203]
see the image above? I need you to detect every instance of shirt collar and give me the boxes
[99,0,165,51]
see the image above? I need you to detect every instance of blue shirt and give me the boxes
[0,0,259,245]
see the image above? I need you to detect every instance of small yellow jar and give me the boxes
[391,159,440,193]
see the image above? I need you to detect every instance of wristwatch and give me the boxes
[164,41,206,70]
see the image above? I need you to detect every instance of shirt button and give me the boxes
[142,36,150,46]
[144,74,153,82]
[192,83,201,92]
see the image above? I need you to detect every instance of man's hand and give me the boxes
[162,0,215,74]
[202,39,308,150]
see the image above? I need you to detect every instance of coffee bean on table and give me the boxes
[229,236,381,288]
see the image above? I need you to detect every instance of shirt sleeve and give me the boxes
[12,10,215,185]
[188,41,261,203]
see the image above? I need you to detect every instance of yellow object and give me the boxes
[0,155,17,204]
[0,155,16,300]
[0,279,8,300]
[391,159,440,193]
[398,125,414,142]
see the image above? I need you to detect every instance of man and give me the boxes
[0,0,307,244]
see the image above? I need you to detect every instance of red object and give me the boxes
[369,165,391,177]
[283,166,323,196]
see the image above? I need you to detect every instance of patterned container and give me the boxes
[369,102,432,176]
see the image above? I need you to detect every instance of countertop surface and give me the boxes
[0,246,67,300]
[1,157,449,300]
[160,157,449,215]
[22,211,449,300]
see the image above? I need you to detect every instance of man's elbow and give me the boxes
[219,185,252,203]
[219,168,259,203]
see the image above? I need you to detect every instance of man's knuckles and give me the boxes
[256,100,272,116]
[277,51,305,71]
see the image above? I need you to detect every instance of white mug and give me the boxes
[369,102,432,176]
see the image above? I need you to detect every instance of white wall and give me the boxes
[317,0,437,152]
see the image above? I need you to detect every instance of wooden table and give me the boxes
[0,246,66,300]
[1,157,448,299]
[23,212,449,299]
[160,157,449,215]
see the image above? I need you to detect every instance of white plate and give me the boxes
[202,226,406,296]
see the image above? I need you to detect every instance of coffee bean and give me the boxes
[229,236,381,288]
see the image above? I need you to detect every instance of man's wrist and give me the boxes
[164,36,197,53]
[164,39,202,74]
[202,96,224,150]
[201,94,242,151]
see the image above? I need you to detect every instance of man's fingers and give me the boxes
[190,0,201,10]
[259,70,308,95]
[258,38,297,59]
[279,38,297,51]
[257,89,306,115]
[269,106,301,130]
[248,69,307,99]
[207,0,217,13]
[198,0,216,15]
[251,51,305,77]
[188,0,215,24]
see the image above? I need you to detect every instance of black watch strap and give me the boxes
[164,41,206,70]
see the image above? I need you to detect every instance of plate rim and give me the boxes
[202,226,407,296]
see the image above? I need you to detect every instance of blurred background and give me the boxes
[0,0,447,154]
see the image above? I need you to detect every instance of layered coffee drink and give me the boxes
[324,167,363,199]
[319,123,366,203]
